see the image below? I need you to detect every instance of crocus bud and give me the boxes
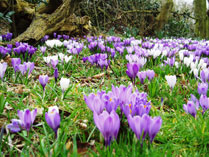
[183,101,197,117]
[137,71,147,84]
[93,110,120,146]
[60,78,70,93]
[146,70,155,80]
[40,46,46,55]
[50,58,58,69]
[198,82,208,96]
[17,64,27,75]
[165,75,176,89]
[148,116,162,143]
[11,58,21,74]
[0,62,8,81]
[39,75,49,90]
[45,106,60,136]
[126,63,140,84]
[54,68,59,82]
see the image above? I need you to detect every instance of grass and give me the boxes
[0,36,209,156]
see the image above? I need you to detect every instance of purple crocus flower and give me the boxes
[98,58,109,70]
[137,71,147,84]
[45,106,60,136]
[183,101,197,117]
[13,47,21,55]
[199,94,209,113]
[198,82,208,96]
[0,62,7,81]
[7,119,22,132]
[148,116,162,143]
[126,47,134,54]
[53,32,57,38]
[84,92,105,115]
[189,94,199,107]
[123,92,151,117]
[24,62,34,76]
[40,46,47,55]
[164,57,175,66]
[200,69,209,82]
[127,114,143,140]
[57,35,62,40]
[50,58,59,69]
[7,109,37,132]
[17,63,27,75]
[54,68,59,82]
[11,58,21,74]
[93,110,120,146]
[7,44,12,49]
[112,85,133,110]
[128,114,162,143]
[63,35,69,40]
[146,70,155,80]
[126,63,140,84]
[39,75,49,90]
[102,92,118,113]
[41,35,49,42]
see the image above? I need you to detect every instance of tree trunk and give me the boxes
[0,0,91,44]
[194,0,207,38]
[155,0,174,31]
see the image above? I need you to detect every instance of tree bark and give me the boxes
[155,0,174,31]
[12,0,86,43]
[194,0,207,38]
[0,0,91,44]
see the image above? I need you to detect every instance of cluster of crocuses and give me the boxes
[43,53,72,80]
[0,45,12,57]
[126,62,152,85]
[126,56,155,84]
[53,33,70,40]
[183,81,209,117]
[67,43,84,55]
[1,32,13,41]
[11,58,34,77]
[7,106,60,136]
[0,42,37,61]
[49,38,84,56]
[13,42,37,61]
[83,53,110,70]
[45,39,63,48]
[84,84,162,146]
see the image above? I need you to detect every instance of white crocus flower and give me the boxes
[67,45,73,50]
[193,68,198,77]
[201,63,207,70]
[190,62,196,71]
[153,49,161,59]
[189,55,194,63]
[43,57,51,64]
[161,49,168,58]
[45,39,63,48]
[165,75,176,89]
[51,55,58,61]
[175,62,179,68]
[58,53,65,62]
[60,78,70,99]
[64,56,72,63]
[183,57,191,67]
[179,52,184,61]
[60,78,70,92]
[130,40,141,46]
